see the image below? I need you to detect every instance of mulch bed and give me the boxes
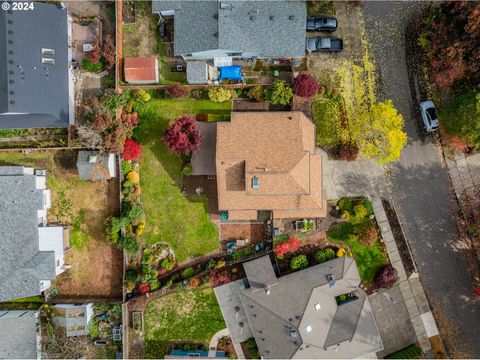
[122,0,135,23]
[217,336,237,358]
[382,198,416,277]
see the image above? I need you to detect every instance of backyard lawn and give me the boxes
[0,151,123,298]
[135,98,231,263]
[144,288,226,358]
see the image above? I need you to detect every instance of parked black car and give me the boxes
[306,37,343,53]
[306,16,337,32]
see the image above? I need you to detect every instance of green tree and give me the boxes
[440,91,480,148]
[208,87,232,103]
[265,80,293,105]
[350,100,407,164]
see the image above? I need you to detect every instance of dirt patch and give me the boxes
[233,99,270,112]
[122,2,157,58]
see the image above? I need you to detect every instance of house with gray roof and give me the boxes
[0,166,66,301]
[0,310,41,359]
[152,0,306,60]
[215,255,383,359]
[0,2,73,129]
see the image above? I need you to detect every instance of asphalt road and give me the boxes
[363,2,480,357]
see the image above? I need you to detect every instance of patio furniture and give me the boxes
[273,228,281,236]
[113,326,122,341]
[226,241,236,249]
[82,43,93,52]
[236,239,249,247]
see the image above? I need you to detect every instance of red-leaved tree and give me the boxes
[293,73,320,98]
[163,115,202,155]
[166,83,189,98]
[123,139,143,161]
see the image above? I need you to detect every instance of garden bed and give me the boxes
[382,198,416,277]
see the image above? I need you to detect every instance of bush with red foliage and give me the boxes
[102,34,116,69]
[374,264,398,289]
[274,236,301,255]
[88,42,101,64]
[123,139,143,161]
[292,73,319,98]
[163,115,202,155]
[196,114,208,122]
[122,112,140,127]
[166,83,189,98]
[210,271,231,287]
[139,283,150,294]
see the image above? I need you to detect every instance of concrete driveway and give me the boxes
[363,2,480,357]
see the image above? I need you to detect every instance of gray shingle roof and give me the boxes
[153,0,306,58]
[191,122,217,176]
[237,256,383,359]
[0,166,56,301]
[0,311,38,359]
[186,61,209,84]
[0,2,70,129]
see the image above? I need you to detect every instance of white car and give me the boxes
[420,100,439,132]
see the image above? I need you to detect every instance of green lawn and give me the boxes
[312,96,342,148]
[135,98,231,262]
[327,222,388,284]
[144,288,226,358]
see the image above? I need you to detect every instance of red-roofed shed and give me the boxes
[124,56,159,84]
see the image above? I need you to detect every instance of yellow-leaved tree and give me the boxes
[350,100,407,164]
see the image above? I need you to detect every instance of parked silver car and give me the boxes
[420,100,439,132]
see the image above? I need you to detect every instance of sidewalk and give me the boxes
[445,151,480,263]
[371,196,438,356]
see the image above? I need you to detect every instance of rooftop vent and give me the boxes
[7,19,13,24]
[8,50,13,55]
[220,2,233,10]
[7,30,12,35]
[327,274,336,288]
[265,285,270,295]
[8,40,13,44]
[289,15,295,20]
[250,15,256,20]
[213,32,218,37]
[213,13,218,19]
[41,48,55,56]
[290,330,298,338]
[42,58,55,65]
[305,324,312,333]
[314,303,321,311]
[252,176,259,189]
[270,15,275,20]
[88,155,98,164]
[10,100,15,105]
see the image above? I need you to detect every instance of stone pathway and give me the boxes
[371,196,439,355]
[208,328,230,358]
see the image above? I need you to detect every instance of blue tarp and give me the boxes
[218,65,243,81]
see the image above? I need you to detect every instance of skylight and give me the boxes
[305,325,312,333]
[252,176,259,189]
[41,48,55,56]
